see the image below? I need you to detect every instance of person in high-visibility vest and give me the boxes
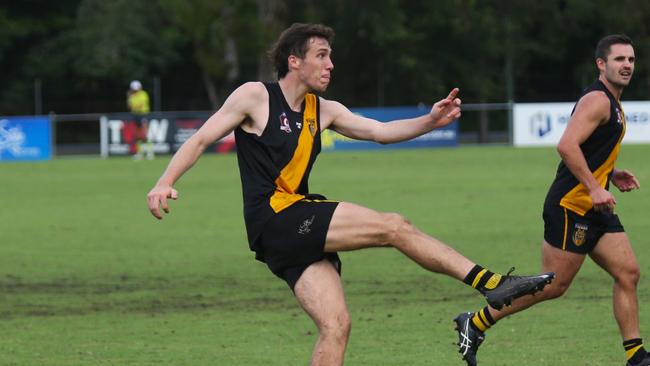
[127,80,153,160]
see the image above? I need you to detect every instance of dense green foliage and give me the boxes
[1,146,649,364]
[2,0,650,114]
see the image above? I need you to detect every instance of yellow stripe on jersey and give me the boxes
[560,105,626,216]
[270,94,317,213]
[562,207,568,251]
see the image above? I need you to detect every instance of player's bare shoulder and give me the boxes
[574,90,611,125]
[229,82,268,108]
[231,82,269,135]
[318,97,347,130]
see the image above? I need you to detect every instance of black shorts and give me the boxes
[543,204,624,254]
[255,195,340,290]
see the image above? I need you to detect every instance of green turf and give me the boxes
[1,145,649,365]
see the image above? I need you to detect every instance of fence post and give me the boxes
[153,76,161,112]
[34,79,42,115]
[479,105,489,143]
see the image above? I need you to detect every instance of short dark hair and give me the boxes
[595,34,633,61]
[269,23,335,79]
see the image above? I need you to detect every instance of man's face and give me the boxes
[296,37,334,92]
[599,43,635,88]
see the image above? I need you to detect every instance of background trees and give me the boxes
[1,0,649,115]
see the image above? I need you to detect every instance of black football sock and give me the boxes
[624,338,647,364]
[463,265,503,294]
[470,306,496,332]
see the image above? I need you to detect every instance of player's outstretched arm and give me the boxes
[321,88,461,144]
[147,82,266,219]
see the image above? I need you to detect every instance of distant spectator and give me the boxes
[127,80,153,160]
[127,80,150,114]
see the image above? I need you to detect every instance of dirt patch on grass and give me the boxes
[0,274,293,318]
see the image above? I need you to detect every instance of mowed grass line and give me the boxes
[0,145,649,365]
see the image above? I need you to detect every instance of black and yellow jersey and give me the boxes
[234,82,322,250]
[544,79,626,216]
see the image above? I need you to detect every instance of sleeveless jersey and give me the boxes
[234,82,322,250]
[544,80,627,216]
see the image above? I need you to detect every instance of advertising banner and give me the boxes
[617,101,650,144]
[100,107,458,156]
[100,113,235,157]
[323,106,458,151]
[513,103,573,147]
[0,116,52,161]
[514,101,650,147]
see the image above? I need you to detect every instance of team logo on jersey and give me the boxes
[307,118,317,137]
[572,223,588,246]
[279,112,291,133]
[615,108,624,124]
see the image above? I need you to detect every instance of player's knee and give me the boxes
[319,311,351,341]
[544,280,570,300]
[628,266,641,287]
[380,212,413,245]
[615,264,641,289]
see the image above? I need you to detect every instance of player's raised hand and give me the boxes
[612,169,640,192]
[429,88,461,128]
[147,185,179,220]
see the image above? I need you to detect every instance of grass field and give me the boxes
[1,145,649,365]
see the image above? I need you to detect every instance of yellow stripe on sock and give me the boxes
[484,274,502,290]
[471,313,488,332]
[478,309,491,328]
[627,345,643,360]
[471,269,488,289]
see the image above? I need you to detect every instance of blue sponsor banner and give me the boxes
[322,106,458,151]
[0,117,52,161]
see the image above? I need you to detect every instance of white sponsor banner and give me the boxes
[99,113,235,157]
[619,101,650,143]
[100,116,171,157]
[514,101,650,147]
[513,103,572,147]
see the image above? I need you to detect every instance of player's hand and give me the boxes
[429,88,461,128]
[590,187,616,213]
[147,185,179,220]
[611,169,640,192]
